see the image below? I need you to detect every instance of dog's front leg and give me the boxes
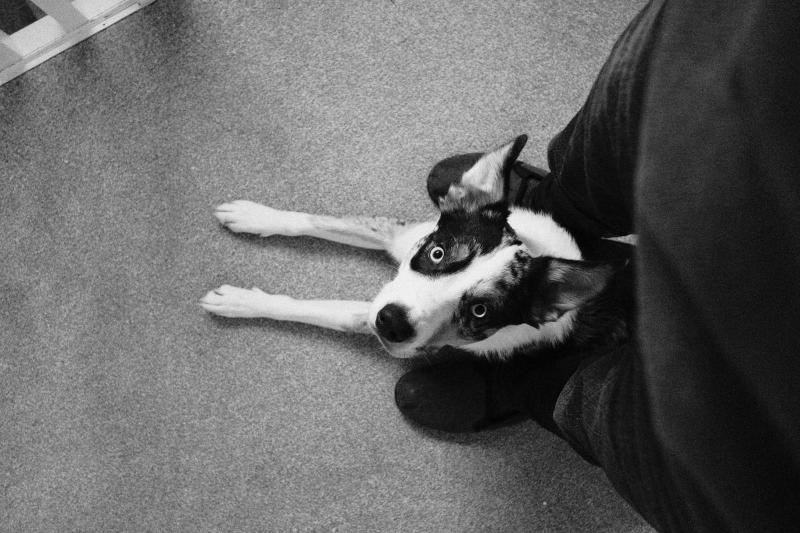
[214,200,407,251]
[200,285,372,334]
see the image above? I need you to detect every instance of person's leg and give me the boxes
[527,0,665,244]
[549,343,695,532]
[630,1,800,530]
[549,1,800,530]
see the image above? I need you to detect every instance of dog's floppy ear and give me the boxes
[438,134,528,212]
[529,258,616,325]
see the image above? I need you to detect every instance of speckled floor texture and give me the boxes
[1,1,652,531]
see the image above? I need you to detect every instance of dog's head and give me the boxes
[370,135,615,359]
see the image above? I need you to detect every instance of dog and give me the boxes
[200,135,632,360]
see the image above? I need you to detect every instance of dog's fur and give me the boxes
[201,136,632,360]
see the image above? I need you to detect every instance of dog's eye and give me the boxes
[470,303,488,318]
[429,246,445,263]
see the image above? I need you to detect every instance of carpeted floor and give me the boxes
[1,1,652,531]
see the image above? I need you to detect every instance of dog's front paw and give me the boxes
[214,200,307,237]
[200,285,292,318]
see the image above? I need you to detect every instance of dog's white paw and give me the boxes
[214,200,307,237]
[200,285,292,318]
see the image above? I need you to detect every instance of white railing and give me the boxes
[0,0,156,86]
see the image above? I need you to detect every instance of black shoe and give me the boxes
[427,154,548,208]
[394,358,527,433]
[509,160,549,206]
[394,349,590,434]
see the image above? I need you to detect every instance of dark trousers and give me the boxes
[528,1,800,531]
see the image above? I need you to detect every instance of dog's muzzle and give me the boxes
[374,303,415,344]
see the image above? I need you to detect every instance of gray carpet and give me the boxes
[1,1,651,531]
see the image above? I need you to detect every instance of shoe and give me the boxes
[394,347,591,434]
[510,160,549,206]
[427,154,548,208]
[394,357,527,433]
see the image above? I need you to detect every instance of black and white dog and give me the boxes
[200,135,632,359]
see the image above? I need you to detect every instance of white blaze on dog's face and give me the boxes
[369,135,612,359]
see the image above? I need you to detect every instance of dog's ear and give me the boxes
[528,258,616,325]
[438,134,528,212]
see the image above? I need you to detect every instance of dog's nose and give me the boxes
[375,303,415,343]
